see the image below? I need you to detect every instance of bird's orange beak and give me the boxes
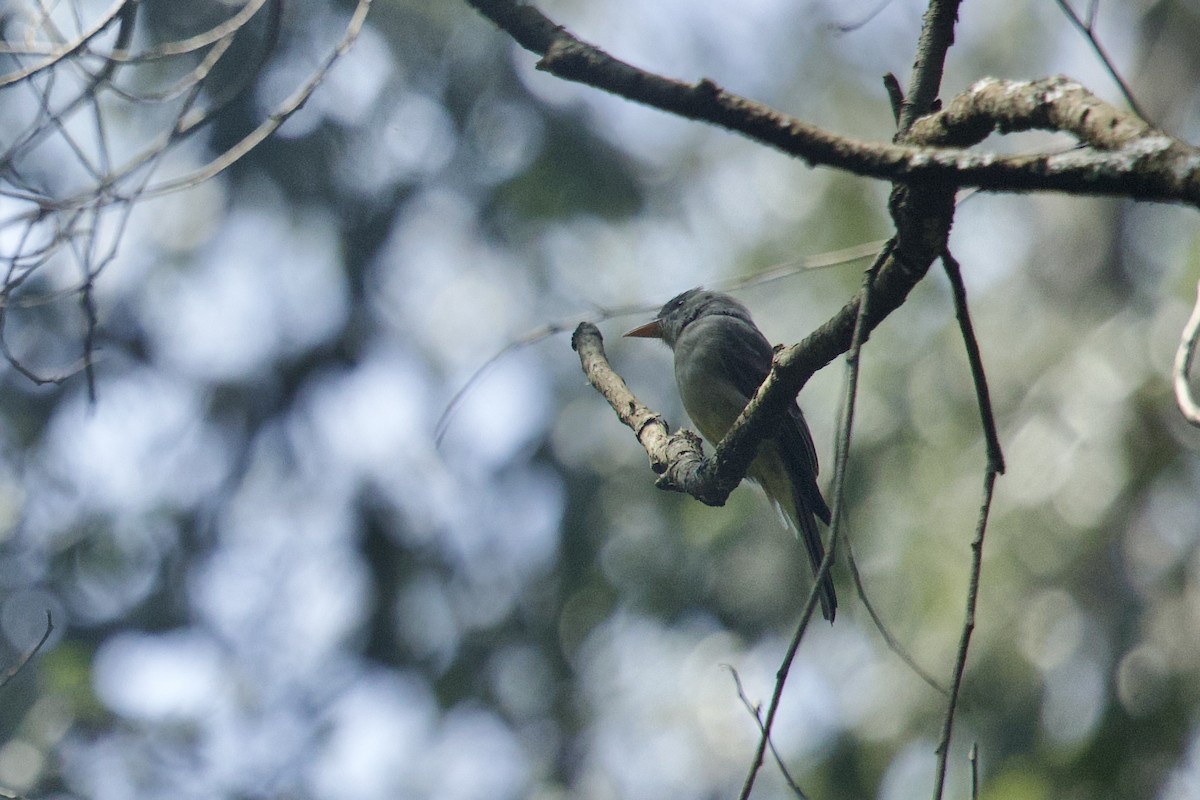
[624,320,663,338]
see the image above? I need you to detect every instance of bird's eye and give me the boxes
[661,295,685,316]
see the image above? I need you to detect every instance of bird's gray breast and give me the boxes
[671,314,762,445]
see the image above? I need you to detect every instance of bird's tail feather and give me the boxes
[789,493,837,622]
[756,464,838,622]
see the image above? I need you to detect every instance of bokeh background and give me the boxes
[1,0,1199,798]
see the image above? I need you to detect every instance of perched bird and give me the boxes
[626,289,837,621]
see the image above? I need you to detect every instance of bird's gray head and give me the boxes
[625,288,754,347]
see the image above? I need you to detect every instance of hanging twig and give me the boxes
[933,468,995,800]
[969,742,980,800]
[942,251,1005,473]
[842,529,950,698]
[931,250,1003,800]
[725,665,808,799]
[738,242,891,800]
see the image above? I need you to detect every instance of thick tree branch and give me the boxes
[908,76,1154,149]
[466,0,1200,205]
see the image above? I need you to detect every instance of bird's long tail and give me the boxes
[755,460,838,622]
[790,491,837,622]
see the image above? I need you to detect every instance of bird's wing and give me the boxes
[711,317,831,523]
[780,406,831,525]
[709,315,773,402]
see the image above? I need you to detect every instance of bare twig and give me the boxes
[932,469,996,800]
[571,322,696,481]
[140,0,372,199]
[0,0,363,387]
[942,251,1005,472]
[1174,279,1200,426]
[969,742,980,800]
[738,244,891,800]
[104,0,273,61]
[830,0,896,34]
[725,665,808,799]
[1054,0,1149,122]
[883,73,905,126]
[0,0,128,88]
[437,302,654,446]
[930,250,1004,799]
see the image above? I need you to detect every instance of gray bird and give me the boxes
[626,288,837,621]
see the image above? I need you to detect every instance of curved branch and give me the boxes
[907,75,1153,149]
[1174,279,1200,426]
[0,0,130,88]
[106,0,272,61]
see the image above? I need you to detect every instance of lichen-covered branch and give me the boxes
[466,0,1200,205]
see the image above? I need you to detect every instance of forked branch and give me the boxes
[466,0,1200,205]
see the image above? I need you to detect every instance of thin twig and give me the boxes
[102,0,271,62]
[738,243,891,800]
[830,0,896,34]
[0,0,128,88]
[841,529,949,697]
[930,250,1002,799]
[571,323,682,478]
[969,742,979,800]
[1054,0,1149,123]
[725,665,808,799]
[942,251,1005,472]
[437,302,653,446]
[103,29,238,104]
[140,0,372,199]
[0,0,135,173]
[883,73,905,126]
[932,466,996,800]
[0,0,351,392]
